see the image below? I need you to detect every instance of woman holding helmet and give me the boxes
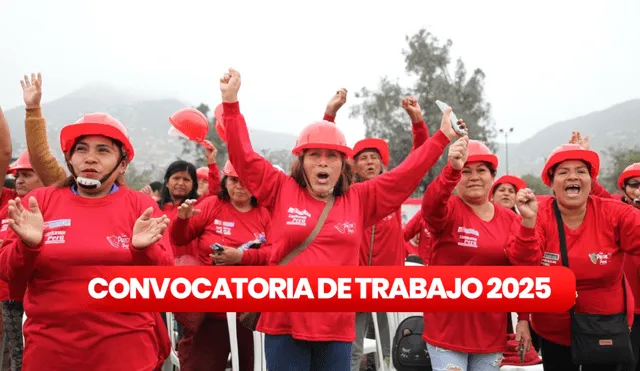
[218,68,462,370]
[420,137,540,371]
[0,112,173,371]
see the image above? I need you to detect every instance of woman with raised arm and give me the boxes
[218,68,461,371]
[0,112,173,371]
[420,137,540,371]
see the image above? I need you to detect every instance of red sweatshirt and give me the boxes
[403,210,432,264]
[170,196,271,319]
[223,101,450,342]
[421,164,541,353]
[0,185,173,371]
[587,180,640,314]
[529,196,640,346]
[0,187,17,301]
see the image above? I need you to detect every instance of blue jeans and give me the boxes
[265,334,352,371]
[426,343,503,371]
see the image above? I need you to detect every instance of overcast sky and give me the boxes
[1,0,638,146]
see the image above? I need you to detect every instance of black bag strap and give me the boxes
[552,199,627,315]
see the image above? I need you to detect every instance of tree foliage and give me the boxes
[350,28,496,195]
[520,174,552,195]
[600,145,640,192]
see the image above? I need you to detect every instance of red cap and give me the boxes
[352,138,390,167]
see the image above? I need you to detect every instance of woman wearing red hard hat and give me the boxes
[0,111,173,371]
[420,137,540,371]
[169,159,271,371]
[218,68,462,371]
[490,174,527,213]
[516,142,640,371]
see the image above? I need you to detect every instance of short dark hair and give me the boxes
[289,153,353,197]
[217,175,258,207]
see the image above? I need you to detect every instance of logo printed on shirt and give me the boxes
[214,219,234,236]
[588,252,612,265]
[456,226,479,248]
[0,219,8,233]
[44,230,66,245]
[334,222,355,235]
[106,234,131,249]
[286,207,311,226]
[542,252,560,266]
[44,219,71,230]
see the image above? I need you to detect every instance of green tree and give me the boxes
[520,174,552,195]
[350,28,496,196]
[600,145,640,192]
[178,103,228,169]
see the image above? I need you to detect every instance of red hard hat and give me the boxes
[352,138,390,167]
[169,108,210,144]
[222,160,238,177]
[196,166,209,180]
[466,140,498,170]
[541,143,599,187]
[8,150,33,174]
[292,121,352,157]
[60,113,135,161]
[491,175,527,195]
[618,163,640,190]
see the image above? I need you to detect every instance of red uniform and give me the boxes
[403,210,432,264]
[0,187,18,301]
[421,165,541,353]
[529,196,640,346]
[0,185,173,371]
[223,101,450,341]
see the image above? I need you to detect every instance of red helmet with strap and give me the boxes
[60,113,135,161]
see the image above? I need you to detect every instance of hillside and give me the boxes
[494,99,640,177]
[4,85,298,179]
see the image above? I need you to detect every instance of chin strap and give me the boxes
[67,153,126,190]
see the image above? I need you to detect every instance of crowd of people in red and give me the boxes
[0,70,638,371]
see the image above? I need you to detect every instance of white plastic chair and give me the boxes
[227,312,265,371]
[165,312,181,370]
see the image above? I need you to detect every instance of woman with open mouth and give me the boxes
[217,68,463,371]
[518,143,640,371]
[0,111,174,371]
[420,138,540,371]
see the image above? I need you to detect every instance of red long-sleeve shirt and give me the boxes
[0,187,17,301]
[529,196,640,346]
[403,210,432,264]
[421,165,541,353]
[0,185,173,371]
[223,101,450,341]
